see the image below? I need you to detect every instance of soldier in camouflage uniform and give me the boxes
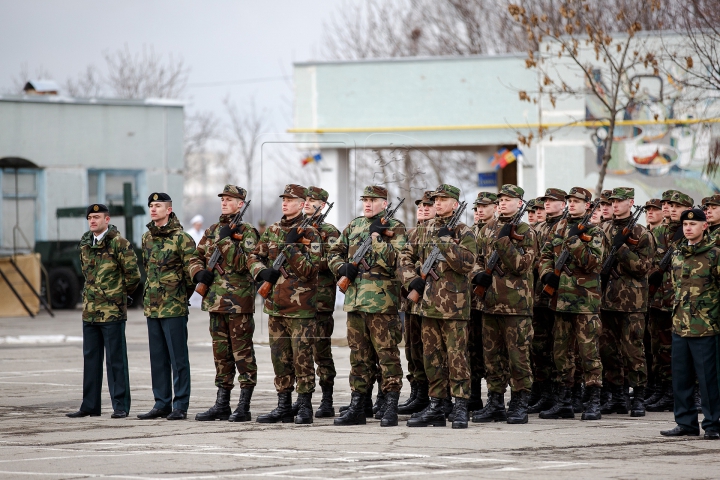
[599,190,613,222]
[400,184,476,429]
[471,184,536,425]
[328,185,406,427]
[642,198,663,402]
[528,188,567,414]
[248,184,322,425]
[137,193,196,421]
[535,197,547,224]
[189,185,260,423]
[661,208,720,439]
[598,188,654,417]
[645,199,664,231]
[703,194,720,241]
[527,199,538,226]
[646,190,693,412]
[67,204,141,419]
[538,187,604,421]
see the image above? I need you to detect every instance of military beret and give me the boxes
[566,186,592,202]
[430,183,461,201]
[609,187,634,201]
[415,190,434,206]
[86,203,109,218]
[681,208,706,222]
[598,189,613,204]
[669,191,694,208]
[703,194,720,207]
[218,184,247,200]
[534,197,546,209]
[539,188,567,202]
[473,191,498,207]
[306,186,329,202]
[644,198,662,210]
[279,184,306,199]
[147,192,171,206]
[499,184,524,199]
[361,185,388,199]
[661,189,679,202]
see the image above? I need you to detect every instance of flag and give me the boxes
[490,148,522,170]
[302,153,322,167]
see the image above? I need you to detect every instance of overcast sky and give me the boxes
[0,0,340,131]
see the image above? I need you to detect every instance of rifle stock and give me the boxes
[257,280,272,298]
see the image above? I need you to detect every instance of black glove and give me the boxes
[369,218,388,236]
[472,272,493,288]
[648,270,663,287]
[338,263,359,281]
[409,277,426,295]
[437,225,454,238]
[542,272,561,289]
[257,268,281,284]
[497,223,512,240]
[218,224,240,240]
[193,270,214,286]
[567,223,582,239]
[127,295,134,307]
[612,231,630,249]
[285,228,303,245]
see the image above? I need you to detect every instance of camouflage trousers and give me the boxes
[209,313,257,390]
[313,311,337,388]
[468,309,486,384]
[531,306,556,384]
[347,311,403,394]
[482,314,533,394]
[553,312,602,387]
[268,316,316,395]
[649,308,673,383]
[422,317,471,399]
[599,310,624,387]
[601,311,647,388]
[404,313,427,384]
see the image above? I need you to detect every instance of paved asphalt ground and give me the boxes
[1,304,719,479]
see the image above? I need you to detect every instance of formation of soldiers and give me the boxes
[67,182,720,437]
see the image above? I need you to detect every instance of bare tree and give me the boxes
[64,65,104,97]
[104,44,189,99]
[223,96,268,192]
[183,111,221,200]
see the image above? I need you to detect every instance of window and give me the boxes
[1,169,39,253]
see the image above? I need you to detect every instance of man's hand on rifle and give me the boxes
[542,272,561,289]
[567,223,583,239]
[257,268,281,284]
[437,225,454,238]
[612,231,631,249]
[369,218,389,237]
[218,224,240,241]
[409,277,426,295]
[338,263,359,281]
[497,223,512,240]
[285,228,304,245]
[648,270,663,287]
[193,270,214,287]
[471,272,493,288]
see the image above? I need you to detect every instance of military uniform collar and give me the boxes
[709,224,720,233]
[281,214,303,227]
[612,215,632,227]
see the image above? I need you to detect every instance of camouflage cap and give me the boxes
[86,203,109,218]
[430,183,461,201]
[498,184,524,199]
[566,186,592,202]
[218,184,247,200]
[279,184,306,199]
[538,188,567,202]
[415,190,434,206]
[644,198,662,210]
[681,208,706,222]
[361,185,388,199]
[306,186,329,202]
[598,189,613,205]
[609,187,635,201]
[661,189,679,202]
[473,191,498,206]
[534,197,546,209]
[703,194,720,207]
[526,199,538,211]
[148,192,171,206]
[668,190,694,208]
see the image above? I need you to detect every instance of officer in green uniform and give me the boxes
[67,204,141,418]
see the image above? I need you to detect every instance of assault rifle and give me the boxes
[311,202,334,238]
[600,205,644,286]
[407,201,468,303]
[473,200,529,299]
[337,198,405,293]
[257,205,321,299]
[542,199,600,298]
[195,200,251,297]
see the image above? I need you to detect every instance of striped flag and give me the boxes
[302,153,322,167]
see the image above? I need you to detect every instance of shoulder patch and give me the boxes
[311,242,321,253]
[244,237,256,250]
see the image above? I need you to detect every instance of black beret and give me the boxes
[86,203,109,218]
[148,192,172,206]
[680,208,706,222]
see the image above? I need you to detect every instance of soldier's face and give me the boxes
[87,213,110,233]
[221,196,243,215]
[706,204,720,224]
[544,199,565,216]
[683,219,707,243]
[590,208,602,224]
[535,207,546,222]
[303,198,325,216]
[476,203,495,222]
[600,203,613,219]
[669,202,687,221]
[645,207,662,225]
[472,208,481,223]
[282,197,304,218]
[434,197,458,217]
[527,211,537,224]
[567,197,587,216]
[417,203,435,221]
[612,198,633,218]
[361,197,387,218]
[497,195,520,216]
[661,201,671,218]
[149,201,172,225]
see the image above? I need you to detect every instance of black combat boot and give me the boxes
[339,383,374,417]
[398,382,417,409]
[373,390,386,417]
[442,397,454,419]
[646,382,674,412]
[581,385,602,420]
[294,393,313,424]
[334,392,367,426]
[228,387,253,422]
[539,386,574,419]
[631,386,645,417]
[694,384,702,413]
[398,382,429,415]
[315,385,335,418]
[468,381,484,412]
[507,390,530,424]
[528,381,554,414]
[572,383,585,413]
[600,384,628,414]
[528,382,542,408]
[472,392,507,423]
[624,382,631,412]
[644,382,664,406]
[600,384,612,407]
[381,391,400,427]
[195,387,231,421]
[407,398,446,427]
[256,392,294,423]
[452,398,469,429]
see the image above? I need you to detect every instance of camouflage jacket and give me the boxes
[401,222,424,315]
[141,213,197,318]
[651,220,682,311]
[188,215,259,314]
[470,219,494,311]
[601,216,654,312]
[539,216,605,314]
[328,213,406,314]
[79,225,141,323]
[248,214,321,318]
[671,235,720,337]
[533,214,564,307]
[709,224,720,244]
[313,219,341,313]
[399,216,476,320]
[476,216,537,316]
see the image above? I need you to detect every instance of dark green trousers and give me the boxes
[147,316,190,411]
[81,321,130,414]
